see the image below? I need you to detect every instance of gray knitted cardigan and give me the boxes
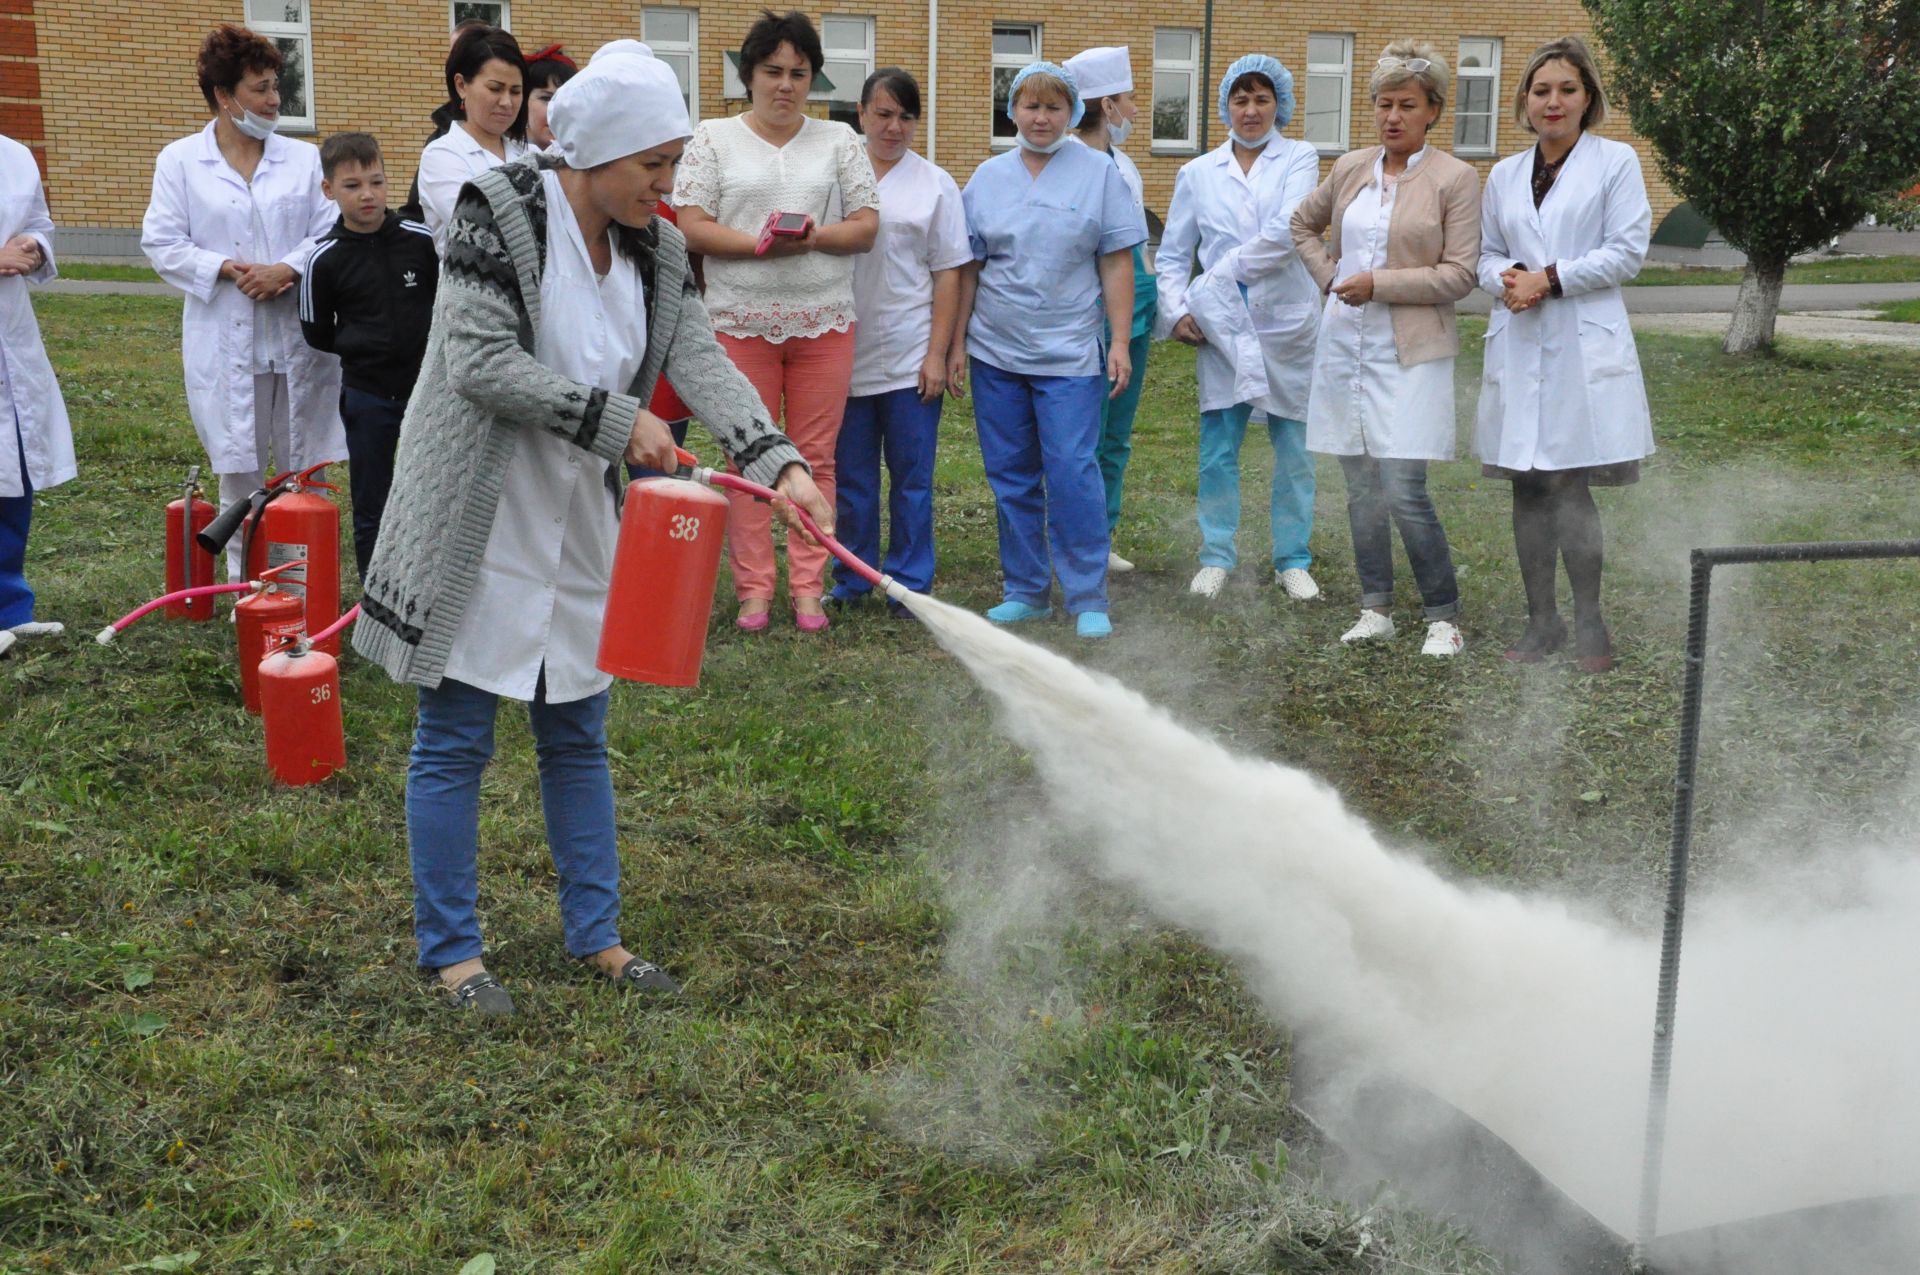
[353,151,805,689]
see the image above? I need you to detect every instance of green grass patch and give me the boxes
[1875,298,1920,323]
[1630,254,1920,286]
[54,262,165,284]
[4,294,1919,1272]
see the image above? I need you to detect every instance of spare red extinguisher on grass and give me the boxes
[163,465,218,621]
[199,461,344,655]
[258,632,346,786]
[234,560,308,715]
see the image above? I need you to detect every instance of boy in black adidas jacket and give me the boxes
[299,132,438,579]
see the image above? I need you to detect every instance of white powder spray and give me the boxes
[900,593,1920,1238]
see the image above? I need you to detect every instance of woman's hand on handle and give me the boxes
[771,463,834,546]
[624,408,679,472]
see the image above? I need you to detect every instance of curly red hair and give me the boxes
[197,24,282,112]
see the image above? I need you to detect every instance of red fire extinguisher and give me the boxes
[234,560,308,716]
[198,461,344,655]
[597,474,731,687]
[163,465,217,621]
[258,634,346,785]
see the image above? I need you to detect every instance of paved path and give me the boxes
[1455,281,1920,316]
[1626,309,1920,350]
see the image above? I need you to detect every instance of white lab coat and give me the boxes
[0,134,74,499]
[1475,133,1654,472]
[141,122,344,475]
[418,127,530,255]
[1306,148,1456,459]
[1155,137,1321,417]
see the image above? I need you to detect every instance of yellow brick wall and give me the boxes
[34,1,1678,231]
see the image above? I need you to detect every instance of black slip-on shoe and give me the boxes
[445,971,515,1016]
[612,957,682,995]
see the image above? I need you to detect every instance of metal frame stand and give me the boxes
[1630,539,1920,1272]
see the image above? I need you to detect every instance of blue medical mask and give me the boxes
[229,107,280,141]
[1108,113,1134,145]
[1019,131,1070,154]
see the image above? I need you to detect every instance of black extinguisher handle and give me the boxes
[197,485,281,557]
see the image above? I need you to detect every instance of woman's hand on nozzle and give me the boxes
[771,463,834,546]
[624,408,679,472]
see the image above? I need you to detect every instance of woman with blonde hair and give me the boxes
[1291,40,1479,656]
[1477,36,1652,673]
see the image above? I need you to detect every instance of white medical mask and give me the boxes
[1019,131,1070,154]
[1233,125,1278,151]
[229,107,280,141]
[1108,113,1134,145]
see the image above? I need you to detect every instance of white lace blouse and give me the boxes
[672,114,879,342]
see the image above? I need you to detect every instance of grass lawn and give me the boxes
[1629,254,1920,286]
[50,263,165,285]
[1877,298,1920,323]
[4,295,1920,1274]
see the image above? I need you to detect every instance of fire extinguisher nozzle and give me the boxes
[198,490,261,555]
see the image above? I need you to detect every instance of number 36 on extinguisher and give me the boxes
[668,514,701,541]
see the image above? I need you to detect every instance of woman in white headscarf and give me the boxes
[0,131,74,658]
[353,41,833,1017]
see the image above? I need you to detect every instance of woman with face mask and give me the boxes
[1064,46,1156,574]
[417,25,530,254]
[141,24,344,585]
[829,68,970,616]
[354,42,833,1016]
[952,62,1144,639]
[1291,40,1480,658]
[1477,36,1652,674]
[1154,53,1323,607]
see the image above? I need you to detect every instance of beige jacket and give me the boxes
[1290,145,1481,366]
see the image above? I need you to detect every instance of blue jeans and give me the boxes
[340,386,405,582]
[1,418,33,629]
[970,358,1110,615]
[1338,454,1459,619]
[1196,406,1315,572]
[406,673,621,969]
[831,386,940,597]
[1098,329,1152,534]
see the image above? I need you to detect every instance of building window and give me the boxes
[1151,28,1201,154]
[991,23,1041,146]
[450,0,508,29]
[246,0,315,132]
[1303,33,1352,155]
[817,15,874,129]
[1454,37,1501,157]
[643,7,699,125]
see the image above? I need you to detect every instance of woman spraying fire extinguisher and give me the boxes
[352,41,832,1016]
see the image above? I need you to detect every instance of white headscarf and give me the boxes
[548,40,692,169]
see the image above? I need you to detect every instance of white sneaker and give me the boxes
[8,620,64,637]
[1276,568,1320,601]
[1340,611,1396,644]
[1108,551,1135,574]
[1421,620,1465,657]
[1189,566,1229,599]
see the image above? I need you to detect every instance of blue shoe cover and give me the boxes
[986,599,1052,624]
[1076,611,1113,639]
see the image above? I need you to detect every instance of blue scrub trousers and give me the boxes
[970,358,1110,615]
[1196,405,1315,573]
[1,419,34,629]
[831,386,941,598]
[405,673,622,970]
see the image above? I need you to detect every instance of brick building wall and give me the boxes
[28,0,1679,239]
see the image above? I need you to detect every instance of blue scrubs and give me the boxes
[1,420,33,629]
[962,145,1143,614]
[831,387,942,600]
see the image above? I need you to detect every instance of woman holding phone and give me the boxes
[674,10,879,632]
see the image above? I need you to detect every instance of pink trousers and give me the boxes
[715,327,855,601]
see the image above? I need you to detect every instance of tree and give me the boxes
[1583,0,1920,353]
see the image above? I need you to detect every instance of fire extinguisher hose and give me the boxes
[96,582,256,644]
[670,449,906,602]
[308,602,361,647]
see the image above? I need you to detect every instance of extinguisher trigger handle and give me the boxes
[256,559,309,586]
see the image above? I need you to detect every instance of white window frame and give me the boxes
[816,14,874,120]
[1453,37,1502,158]
[1150,28,1202,155]
[1304,33,1353,157]
[449,0,509,30]
[248,0,316,133]
[990,23,1041,149]
[643,7,700,125]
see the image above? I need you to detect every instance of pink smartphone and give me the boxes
[754,211,815,256]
